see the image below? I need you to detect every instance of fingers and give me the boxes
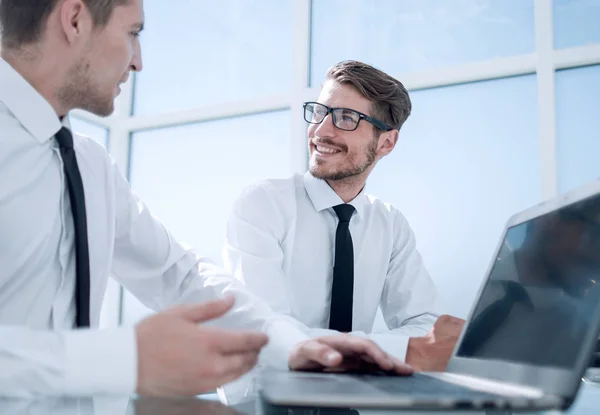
[212,351,261,386]
[316,336,395,371]
[289,339,343,370]
[213,329,269,354]
[289,336,414,375]
[166,296,235,323]
[358,353,376,365]
[389,355,414,375]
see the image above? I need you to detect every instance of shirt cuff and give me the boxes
[260,316,310,369]
[62,327,137,396]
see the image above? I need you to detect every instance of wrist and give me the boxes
[406,336,426,370]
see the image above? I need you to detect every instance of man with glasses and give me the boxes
[222,61,465,400]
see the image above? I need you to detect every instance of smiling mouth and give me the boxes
[314,143,342,155]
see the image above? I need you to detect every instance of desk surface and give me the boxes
[1,381,598,415]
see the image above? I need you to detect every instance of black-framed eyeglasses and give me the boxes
[303,101,393,132]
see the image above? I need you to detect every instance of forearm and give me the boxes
[0,326,137,397]
[260,314,311,369]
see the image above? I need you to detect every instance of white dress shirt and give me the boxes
[0,58,308,398]
[224,172,440,361]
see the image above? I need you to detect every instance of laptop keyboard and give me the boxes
[356,372,502,399]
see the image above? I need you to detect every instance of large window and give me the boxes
[553,0,600,49]
[129,110,292,262]
[133,0,294,115]
[91,0,600,327]
[121,110,292,324]
[310,0,535,84]
[556,65,600,193]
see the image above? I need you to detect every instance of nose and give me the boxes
[314,112,336,137]
[131,39,143,72]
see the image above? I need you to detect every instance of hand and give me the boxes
[135,295,268,396]
[406,314,465,372]
[288,334,413,375]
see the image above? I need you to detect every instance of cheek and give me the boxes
[121,41,134,67]
[107,37,133,69]
[351,141,371,156]
[340,145,360,163]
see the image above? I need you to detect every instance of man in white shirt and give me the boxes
[224,60,465,373]
[0,1,411,398]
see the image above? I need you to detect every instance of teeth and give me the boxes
[316,145,339,154]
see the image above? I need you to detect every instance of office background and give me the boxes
[66,0,600,330]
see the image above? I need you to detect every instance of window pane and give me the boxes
[310,0,534,85]
[554,0,600,49]
[556,65,600,194]
[134,0,293,115]
[122,110,291,324]
[70,117,108,148]
[367,75,540,318]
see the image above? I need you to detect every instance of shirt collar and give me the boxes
[303,171,367,219]
[0,58,63,143]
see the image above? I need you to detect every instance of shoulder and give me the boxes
[235,174,301,208]
[72,131,123,189]
[363,192,411,228]
[72,130,108,157]
[229,175,305,231]
[73,130,113,166]
[0,102,30,150]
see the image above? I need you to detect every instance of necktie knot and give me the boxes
[55,127,74,149]
[333,204,355,223]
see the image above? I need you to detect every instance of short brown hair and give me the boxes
[0,0,129,50]
[326,60,412,131]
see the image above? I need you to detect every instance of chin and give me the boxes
[308,162,326,179]
[310,161,369,181]
[87,100,115,117]
[309,164,337,180]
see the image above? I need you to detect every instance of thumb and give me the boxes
[167,295,235,323]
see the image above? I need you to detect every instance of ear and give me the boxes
[376,129,399,159]
[58,0,91,44]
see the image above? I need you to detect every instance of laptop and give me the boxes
[259,179,600,411]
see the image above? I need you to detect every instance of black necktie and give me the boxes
[329,204,355,332]
[55,127,91,328]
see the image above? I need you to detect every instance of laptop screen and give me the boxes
[456,194,600,368]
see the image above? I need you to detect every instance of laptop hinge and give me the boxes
[424,372,545,398]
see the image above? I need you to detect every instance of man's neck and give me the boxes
[326,176,367,203]
[2,47,67,117]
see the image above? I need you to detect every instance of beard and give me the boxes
[310,136,378,181]
[57,57,115,117]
